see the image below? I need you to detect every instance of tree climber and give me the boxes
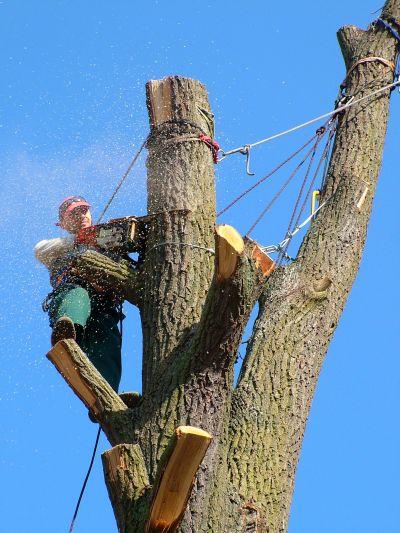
[34,196,123,393]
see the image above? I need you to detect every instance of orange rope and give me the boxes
[341,56,395,88]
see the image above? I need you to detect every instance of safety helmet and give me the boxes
[57,196,91,224]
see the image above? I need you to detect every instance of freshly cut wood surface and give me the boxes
[146,76,213,135]
[251,244,275,277]
[46,339,127,426]
[147,79,173,126]
[215,224,244,282]
[147,426,212,532]
[47,340,100,416]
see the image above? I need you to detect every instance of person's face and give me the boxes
[61,205,92,234]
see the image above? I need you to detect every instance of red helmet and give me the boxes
[57,196,91,225]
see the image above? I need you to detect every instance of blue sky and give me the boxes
[1,1,399,532]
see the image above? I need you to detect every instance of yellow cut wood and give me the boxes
[215,224,244,282]
[311,189,320,216]
[147,426,212,533]
[251,244,275,278]
[147,79,173,127]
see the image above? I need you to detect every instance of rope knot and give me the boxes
[199,134,220,163]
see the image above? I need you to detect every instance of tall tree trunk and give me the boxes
[217,5,400,531]
[48,1,400,531]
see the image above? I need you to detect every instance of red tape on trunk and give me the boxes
[199,134,220,163]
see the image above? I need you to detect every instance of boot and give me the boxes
[51,316,76,346]
[119,391,141,409]
[88,392,141,424]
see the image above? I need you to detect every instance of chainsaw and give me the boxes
[75,216,145,253]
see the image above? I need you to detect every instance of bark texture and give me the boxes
[73,250,141,305]
[48,2,399,530]
[219,7,400,532]
[103,445,151,533]
[138,78,266,531]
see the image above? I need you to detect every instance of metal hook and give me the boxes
[240,144,255,176]
[217,150,227,163]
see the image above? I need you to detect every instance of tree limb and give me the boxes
[192,238,270,372]
[147,426,212,533]
[73,250,141,306]
[47,339,135,445]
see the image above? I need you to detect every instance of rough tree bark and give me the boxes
[218,3,400,531]
[48,2,399,531]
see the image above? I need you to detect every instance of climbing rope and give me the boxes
[244,125,329,237]
[95,72,399,227]
[199,134,220,163]
[261,199,327,256]
[97,138,148,224]
[320,122,335,192]
[69,426,101,533]
[218,78,400,163]
[242,119,336,264]
[275,123,337,267]
[96,130,220,225]
[217,133,319,218]
[145,241,215,255]
[217,62,400,265]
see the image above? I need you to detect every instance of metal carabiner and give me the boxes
[240,144,255,176]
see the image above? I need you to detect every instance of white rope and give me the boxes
[262,201,327,254]
[220,79,400,159]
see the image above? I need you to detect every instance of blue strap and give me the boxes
[378,17,400,42]
[377,18,400,77]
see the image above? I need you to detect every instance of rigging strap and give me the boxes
[340,56,395,89]
[262,200,327,255]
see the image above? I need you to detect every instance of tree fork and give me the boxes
[47,5,399,526]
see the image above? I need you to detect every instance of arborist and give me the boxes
[35,196,123,393]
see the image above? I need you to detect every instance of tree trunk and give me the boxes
[138,77,265,532]
[218,6,400,531]
[48,2,400,531]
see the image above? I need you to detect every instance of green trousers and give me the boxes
[47,283,122,392]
